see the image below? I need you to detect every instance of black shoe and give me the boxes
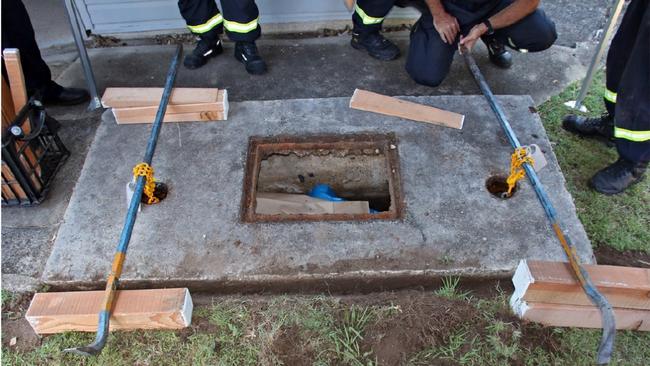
[184,37,223,69]
[483,36,512,69]
[562,113,614,142]
[41,82,90,106]
[589,158,647,195]
[234,41,267,75]
[351,31,400,61]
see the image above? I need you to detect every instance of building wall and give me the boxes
[77,0,419,34]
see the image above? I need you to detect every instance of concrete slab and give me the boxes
[42,95,593,291]
[55,40,591,106]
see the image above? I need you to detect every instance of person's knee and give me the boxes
[406,64,447,87]
[509,11,557,52]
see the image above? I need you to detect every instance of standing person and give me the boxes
[404,0,556,87]
[178,0,267,75]
[350,0,401,61]
[563,0,649,195]
[1,0,90,105]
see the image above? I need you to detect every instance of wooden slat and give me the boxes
[2,49,28,113]
[114,110,226,124]
[511,260,650,311]
[102,87,221,108]
[521,303,650,331]
[256,193,369,215]
[349,89,464,129]
[2,162,28,201]
[26,288,193,334]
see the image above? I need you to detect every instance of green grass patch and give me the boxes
[538,71,650,252]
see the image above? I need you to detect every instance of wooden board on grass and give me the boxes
[102,87,222,108]
[26,288,193,334]
[511,260,650,311]
[349,89,464,129]
[520,302,650,331]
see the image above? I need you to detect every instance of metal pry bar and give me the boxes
[63,44,183,357]
[460,47,616,365]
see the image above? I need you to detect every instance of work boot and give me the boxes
[184,36,223,69]
[589,158,647,195]
[562,113,614,142]
[483,36,512,69]
[351,31,400,61]
[41,81,90,106]
[234,41,267,75]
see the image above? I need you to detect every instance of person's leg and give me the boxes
[562,0,644,144]
[491,8,557,54]
[178,0,224,69]
[351,0,400,61]
[405,10,456,87]
[2,0,52,94]
[220,0,266,75]
[590,0,649,195]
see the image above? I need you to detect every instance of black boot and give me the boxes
[351,31,400,61]
[184,36,223,70]
[562,113,614,143]
[589,158,647,195]
[41,81,90,106]
[483,36,512,69]
[234,42,267,75]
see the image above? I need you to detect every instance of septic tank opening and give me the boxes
[241,133,403,223]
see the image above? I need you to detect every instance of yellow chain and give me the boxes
[132,163,160,204]
[506,147,534,197]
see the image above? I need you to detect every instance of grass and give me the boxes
[538,71,650,253]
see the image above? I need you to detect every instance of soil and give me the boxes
[1,292,42,352]
[594,246,650,268]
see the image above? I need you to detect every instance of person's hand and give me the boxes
[459,23,488,51]
[433,11,460,44]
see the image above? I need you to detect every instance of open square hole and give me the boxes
[241,133,404,223]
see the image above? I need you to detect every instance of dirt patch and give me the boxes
[594,246,650,268]
[272,325,316,366]
[2,292,41,352]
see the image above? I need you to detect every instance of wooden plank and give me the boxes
[511,260,650,311]
[2,78,16,133]
[2,162,28,201]
[349,89,464,129]
[25,288,193,334]
[102,87,221,108]
[112,89,228,123]
[520,303,650,331]
[2,49,28,113]
[114,110,226,124]
[256,193,369,215]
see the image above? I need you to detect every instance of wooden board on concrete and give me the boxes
[256,192,369,215]
[113,110,227,124]
[349,89,465,129]
[102,87,222,108]
[520,302,650,331]
[25,288,193,334]
[511,260,650,311]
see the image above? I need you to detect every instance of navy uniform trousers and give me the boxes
[604,0,650,164]
[352,0,396,34]
[1,0,54,96]
[406,0,557,87]
[178,0,261,42]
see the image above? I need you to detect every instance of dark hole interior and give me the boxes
[485,175,517,199]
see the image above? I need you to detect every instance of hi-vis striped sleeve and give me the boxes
[188,14,223,33]
[604,88,617,103]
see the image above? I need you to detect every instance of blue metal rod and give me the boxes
[64,44,183,357]
[462,49,615,365]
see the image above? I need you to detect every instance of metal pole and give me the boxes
[571,0,625,110]
[63,0,102,110]
[462,49,616,365]
[63,44,183,356]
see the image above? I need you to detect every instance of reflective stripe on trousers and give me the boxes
[187,13,223,33]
